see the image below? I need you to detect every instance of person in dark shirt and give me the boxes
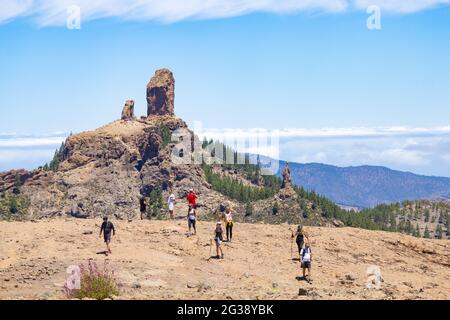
[290,224,308,260]
[214,221,224,259]
[99,216,115,255]
[140,197,148,220]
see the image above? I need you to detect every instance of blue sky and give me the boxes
[1,1,450,176]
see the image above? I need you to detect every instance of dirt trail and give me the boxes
[0,218,449,300]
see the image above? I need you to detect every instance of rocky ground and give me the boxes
[0,218,448,300]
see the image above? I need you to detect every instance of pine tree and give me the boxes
[12,174,21,195]
[245,202,253,217]
[303,208,311,219]
[202,137,209,149]
[424,210,430,223]
[9,196,18,214]
[147,187,164,219]
[272,202,279,215]
[159,124,172,147]
[415,224,421,238]
[44,141,66,172]
[0,183,5,199]
[423,225,431,239]
[389,214,397,231]
[435,225,443,239]
[405,220,413,235]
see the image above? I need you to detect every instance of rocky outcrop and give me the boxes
[0,69,295,222]
[281,162,292,189]
[1,112,230,219]
[0,169,39,194]
[147,69,175,116]
[121,100,135,120]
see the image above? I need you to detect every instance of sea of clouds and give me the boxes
[2,126,450,177]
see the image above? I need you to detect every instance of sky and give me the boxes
[1,1,450,176]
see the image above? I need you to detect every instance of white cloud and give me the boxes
[279,132,449,175]
[0,136,66,147]
[284,126,450,138]
[200,125,450,140]
[0,0,449,25]
[1,127,450,176]
[354,0,450,14]
[0,0,33,23]
[442,154,450,163]
[0,148,55,162]
[377,148,429,166]
[0,133,67,171]
[197,125,450,176]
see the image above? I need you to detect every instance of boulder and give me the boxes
[333,219,345,228]
[298,288,308,296]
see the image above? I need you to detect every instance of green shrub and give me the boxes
[159,124,172,147]
[245,202,253,216]
[272,202,279,215]
[146,187,166,219]
[0,195,28,219]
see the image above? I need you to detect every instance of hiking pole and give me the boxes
[289,227,294,260]
[208,238,213,260]
[290,237,293,260]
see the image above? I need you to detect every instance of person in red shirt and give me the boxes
[186,188,198,208]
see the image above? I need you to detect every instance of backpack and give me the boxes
[215,226,223,240]
[188,209,196,221]
[302,247,311,262]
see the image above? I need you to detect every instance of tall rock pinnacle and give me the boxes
[146,68,175,116]
[121,99,135,120]
[281,162,292,189]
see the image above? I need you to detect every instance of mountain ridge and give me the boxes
[265,159,450,208]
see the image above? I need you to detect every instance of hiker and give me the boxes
[168,192,176,219]
[99,216,115,256]
[187,204,197,236]
[186,188,198,208]
[214,221,224,259]
[291,224,308,259]
[300,241,312,282]
[140,196,147,220]
[222,206,234,242]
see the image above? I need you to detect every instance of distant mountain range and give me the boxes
[266,160,450,208]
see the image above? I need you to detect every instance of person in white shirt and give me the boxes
[168,193,176,219]
[300,241,312,283]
